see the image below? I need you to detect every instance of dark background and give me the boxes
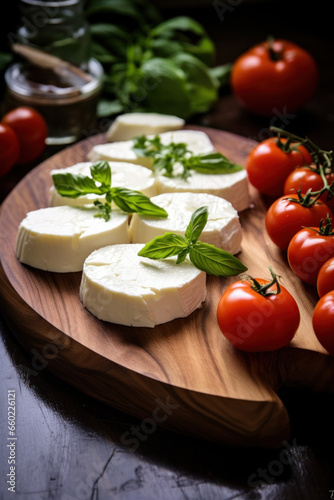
[1,1,334,499]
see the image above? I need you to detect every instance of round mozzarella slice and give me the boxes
[49,161,156,207]
[87,130,215,168]
[106,112,185,142]
[16,206,130,272]
[80,244,206,328]
[154,168,250,212]
[130,192,242,255]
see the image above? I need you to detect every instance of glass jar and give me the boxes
[16,0,90,69]
[4,58,104,145]
[4,0,104,145]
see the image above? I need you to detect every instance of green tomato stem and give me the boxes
[247,266,281,296]
[270,126,333,173]
[267,36,282,62]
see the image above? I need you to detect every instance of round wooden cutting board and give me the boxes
[1,126,333,448]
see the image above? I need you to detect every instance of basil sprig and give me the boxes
[138,206,247,277]
[132,135,243,180]
[52,161,168,221]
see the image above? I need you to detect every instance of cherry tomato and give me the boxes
[217,269,300,352]
[317,257,334,297]
[312,291,334,356]
[246,137,312,197]
[265,194,333,251]
[284,166,334,212]
[231,38,318,117]
[2,106,48,164]
[287,221,334,286]
[0,123,20,177]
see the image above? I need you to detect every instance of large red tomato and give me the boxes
[217,269,300,352]
[312,291,334,356]
[287,219,334,286]
[246,137,312,197]
[231,38,319,117]
[0,123,20,177]
[265,194,333,251]
[2,106,48,164]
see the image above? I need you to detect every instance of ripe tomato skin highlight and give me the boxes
[317,257,334,297]
[265,195,333,251]
[217,278,300,352]
[284,167,334,212]
[287,227,334,286]
[312,290,334,356]
[231,39,318,117]
[2,106,48,164]
[246,138,312,197]
[0,123,20,177]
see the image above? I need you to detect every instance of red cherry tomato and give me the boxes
[2,106,48,164]
[246,137,312,197]
[284,166,334,212]
[265,194,333,251]
[317,257,334,297]
[287,221,334,286]
[312,291,334,356]
[217,270,300,352]
[231,38,318,117]
[0,123,20,177]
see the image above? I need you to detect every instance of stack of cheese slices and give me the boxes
[16,113,250,327]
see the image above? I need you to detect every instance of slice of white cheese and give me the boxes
[130,192,242,255]
[87,130,215,168]
[16,206,130,272]
[106,112,185,142]
[80,244,206,328]
[49,161,157,207]
[155,169,251,212]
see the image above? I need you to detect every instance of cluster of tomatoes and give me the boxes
[0,106,48,177]
[216,38,328,354]
[217,128,334,354]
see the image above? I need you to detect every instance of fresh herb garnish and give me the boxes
[84,1,231,120]
[138,206,247,276]
[132,135,244,179]
[52,161,168,221]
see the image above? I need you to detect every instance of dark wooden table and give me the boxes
[1,1,334,499]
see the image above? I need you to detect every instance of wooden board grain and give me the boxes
[1,126,333,448]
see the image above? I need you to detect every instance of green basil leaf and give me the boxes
[89,22,130,40]
[111,187,168,217]
[52,173,102,198]
[183,36,215,67]
[176,248,189,264]
[189,152,244,174]
[189,242,247,276]
[209,63,232,88]
[93,200,112,221]
[150,16,206,37]
[184,206,208,244]
[171,52,217,114]
[153,156,175,176]
[140,57,192,119]
[151,38,185,59]
[96,98,125,118]
[90,161,111,187]
[138,233,188,260]
[132,135,163,158]
[88,40,119,61]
